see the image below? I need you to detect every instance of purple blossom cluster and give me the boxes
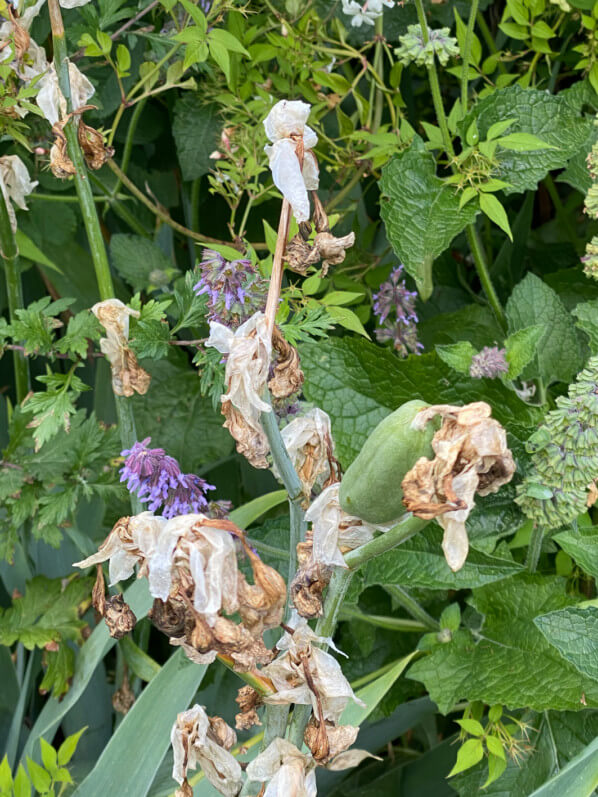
[193,249,267,327]
[373,265,423,358]
[120,438,216,519]
[470,346,509,379]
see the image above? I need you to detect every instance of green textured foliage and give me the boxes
[506,273,582,386]
[461,86,591,193]
[172,98,221,181]
[535,606,598,682]
[300,338,540,467]
[573,300,598,354]
[408,575,598,714]
[528,736,598,797]
[110,235,178,293]
[554,522,598,579]
[379,146,478,298]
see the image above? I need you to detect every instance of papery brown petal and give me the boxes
[112,669,135,715]
[285,234,322,276]
[326,748,382,771]
[313,231,356,272]
[92,564,106,616]
[9,8,30,61]
[235,708,262,731]
[222,400,270,469]
[235,685,263,730]
[149,598,187,637]
[290,560,332,619]
[50,128,76,179]
[77,120,115,170]
[175,779,193,797]
[104,594,136,639]
[208,716,237,751]
[268,326,304,399]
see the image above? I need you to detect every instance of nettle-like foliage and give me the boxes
[5,0,598,795]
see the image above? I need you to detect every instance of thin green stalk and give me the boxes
[345,514,429,570]
[351,658,400,690]
[461,0,480,110]
[88,173,151,238]
[0,189,29,402]
[466,225,507,331]
[527,524,544,572]
[111,98,147,199]
[372,16,385,133]
[476,11,507,74]
[29,193,131,203]
[48,0,142,517]
[339,607,428,633]
[385,585,440,630]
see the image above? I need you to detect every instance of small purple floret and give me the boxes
[193,249,267,327]
[120,438,215,519]
[470,346,509,379]
[373,265,423,358]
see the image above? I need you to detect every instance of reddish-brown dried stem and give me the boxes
[264,199,291,335]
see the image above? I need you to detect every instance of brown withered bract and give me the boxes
[49,126,76,179]
[112,668,135,715]
[78,119,115,170]
[304,717,359,765]
[92,563,106,616]
[222,399,270,469]
[290,558,331,619]
[208,716,237,751]
[268,325,304,399]
[103,594,137,639]
[149,597,187,637]
[174,780,193,797]
[8,6,30,62]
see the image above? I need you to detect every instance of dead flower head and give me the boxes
[235,685,262,730]
[49,124,77,179]
[261,614,364,723]
[275,408,336,501]
[206,311,272,469]
[92,299,151,397]
[171,705,242,797]
[75,512,286,670]
[263,99,319,223]
[36,61,95,126]
[0,155,37,233]
[246,738,317,797]
[78,116,115,170]
[285,230,355,277]
[402,402,515,572]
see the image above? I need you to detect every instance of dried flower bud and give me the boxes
[205,312,272,468]
[208,716,237,751]
[171,705,243,797]
[276,408,336,500]
[246,738,316,797]
[0,155,37,233]
[49,129,77,179]
[92,299,151,397]
[235,685,262,730]
[304,717,359,764]
[174,780,193,797]
[285,229,355,276]
[263,100,319,223]
[402,402,515,571]
[36,61,95,126]
[104,594,137,639]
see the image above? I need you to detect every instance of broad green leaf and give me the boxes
[230,490,287,530]
[435,341,476,374]
[13,765,30,797]
[573,300,598,354]
[379,146,478,298]
[172,98,220,181]
[487,119,516,140]
[300,338,541,468]
[321,291,363,306]
[479,192,513,240]
[25,758,51,793]
[504,324,546,379]
[109,235,176,293]
[208,38,230,83]
[120,636,161,683]
[506,273,582,386]
[57,727,86,767]
[554,523,598,579]
[208,28,249,55]
[72,649,207,797]
[409,575,598,714]
[456,719,485,737]
[497,132,556,151]
[529,736,598,797]
[340,652,419,727]
[15,230,62,274]
[461,86,591,194]
[535,606,598,681]
[358,525,523,591]
[39,738,57,775]
[0,756,12,790]
[325,306,370,338]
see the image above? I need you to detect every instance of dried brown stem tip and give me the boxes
[268,325,304,399]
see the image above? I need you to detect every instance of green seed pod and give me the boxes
[339,399,436,525]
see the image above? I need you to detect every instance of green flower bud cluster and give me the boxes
[582,116,598,279]
[394,24,460,68]
[582,235,598,280]
[516,356,598,527]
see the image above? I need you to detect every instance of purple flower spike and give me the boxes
[470,346,509,379]
[193,248,267,328]
[373,265,422,358]
[120,438,216,519]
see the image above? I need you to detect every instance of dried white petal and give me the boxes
[37,61,94,125]
[92,299,150,397]
[0,155,37,232]
[275,408,333,495]
[263,99,319,223]
[326,748,381,770]
[246,738,316,797]
[262,616,364,723]
[171,705,242,797]
[306,483,377,568]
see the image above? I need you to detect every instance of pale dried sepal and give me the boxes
[92,299,151,397]
[171,705,243,797]
[37,61,95,125]
[313,231,355,272]
[169,636,217,665]
[78,119,115,170]
[206,312,272,469]
[325,748,381,771]
[246,738,316,797]
[103,594,137,639]
[235,685,262,730]
[276,408,334,497]
[49,128,76,179]
[262,616,364,723]
[304,718,359,764]
[263,100,319,223]
[0,155,37,232]
[268,325,304,399]
[403,402,515,572]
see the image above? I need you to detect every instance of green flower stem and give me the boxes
[0,189,29,403]
[287,515,430,748]
[527,524,545,572]
[49,0,143,516]
[465,224,507,331]
[339,607,428,633]
[373,15,385,133]
[29,193,131,203]
[413,0,507,331]
[461,0,480,110]
[110,98,147,200]
[385,585,440,630]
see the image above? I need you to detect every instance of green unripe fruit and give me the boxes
[339,399,436,525]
